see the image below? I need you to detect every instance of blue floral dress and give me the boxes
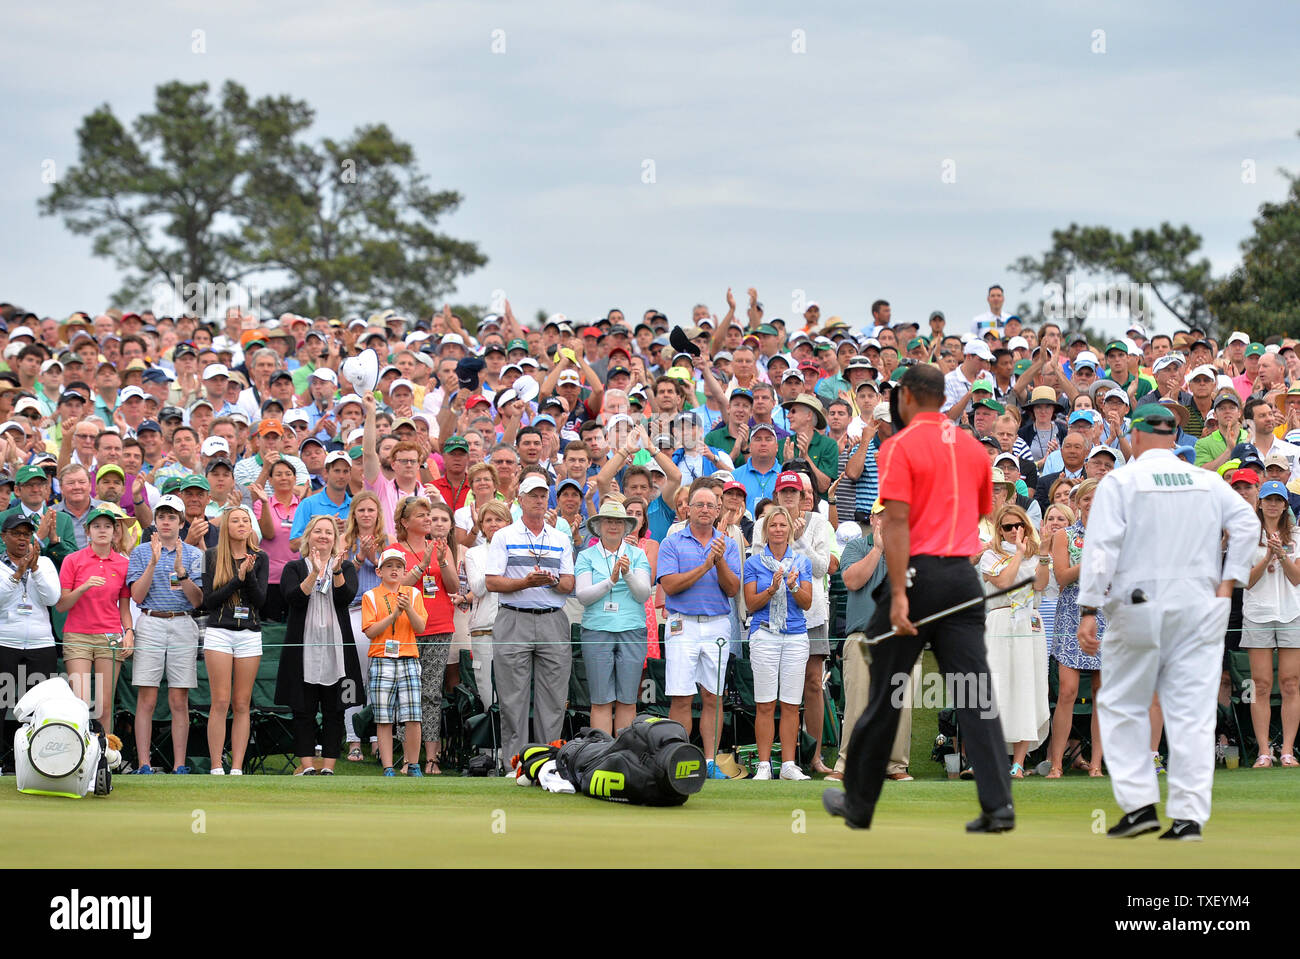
[1051,521,1104,671]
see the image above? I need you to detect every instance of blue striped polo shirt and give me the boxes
[485,519,574,610]
[126,540,204,611]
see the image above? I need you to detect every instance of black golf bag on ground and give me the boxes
[554,715,707,805]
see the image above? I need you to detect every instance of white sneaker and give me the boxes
[229,769,242,776]
[210,768,225,775]
[753,761,773,780]
[780,761,811,781]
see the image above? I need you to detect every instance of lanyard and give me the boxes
[523,527,548,566]
[1,555,30,604]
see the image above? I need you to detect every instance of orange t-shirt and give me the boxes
[361,584,427,659]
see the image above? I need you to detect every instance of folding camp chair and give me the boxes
[1227,647,1283,762]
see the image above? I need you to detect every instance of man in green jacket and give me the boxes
[778,394,840,496]
[0,465,77,568]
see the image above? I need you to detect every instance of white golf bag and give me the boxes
[14,677,111,798]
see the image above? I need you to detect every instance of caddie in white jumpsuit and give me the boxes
[1077,404,1258,841]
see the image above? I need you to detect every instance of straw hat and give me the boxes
[584,500,639,540]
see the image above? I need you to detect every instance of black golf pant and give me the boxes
[293,682,345,760]
[843,555,1012,823]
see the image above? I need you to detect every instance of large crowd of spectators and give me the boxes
[0,284,1294,779]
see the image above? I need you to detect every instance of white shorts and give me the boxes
[664,613,731,697]
[749,626,809,705]
[202,626,263,659]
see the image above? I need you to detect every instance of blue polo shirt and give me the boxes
[657,526,741,617]
[289,487,354,540]
[732,460,781,513]
[744,546,812,634]
[126,541,205,611]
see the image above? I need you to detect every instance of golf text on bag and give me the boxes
[49,890,151,939]
[890,670,997,718]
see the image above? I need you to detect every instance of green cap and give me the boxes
[176,474,211,492]
[974,397,1006,414]
[83,506,121,529]
[970,377,994,394]
[443,435,469,453]
[1013,358,1032,376]
[507,338,528,352]
[814,341,833,352]
[1130,403,1177,434]
[755,324,779,337]
[1246,342,1266,357]
[348,446,364,460]
[159,477,183,496]
[14,465,47,485]
[1105,339,1128,355]
[906,337,925,351]
[889,367,907,383]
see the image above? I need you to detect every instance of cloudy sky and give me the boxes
[4,0,1298,336]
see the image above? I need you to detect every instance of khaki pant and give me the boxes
[834,637,921,776]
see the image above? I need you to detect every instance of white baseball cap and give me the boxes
[872,402,892,422]
[200,437,230,456]
[40,358,63,373]
[325,450,352,468]
[963,341,994,361]
[1226,331,1250,347]
[440,333,465,348]
[1102,388,1131,407]
[155,494,186,515]
[1152,353,1184,373]
[117,386,146,403]
[9,326,36,340]
[557,370,582,385]
[1126,323,1148,340]
[518,475,550,496]
[13,397,44,416]
[390,378,416,393]
[283,409,311,428]
[311,367,339,385]
[1007,336,1029,351]
[347,427,365,446]
[379,548,408,567]
[1188,364,1218,381]
[203,363,230,380]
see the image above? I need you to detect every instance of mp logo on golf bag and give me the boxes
[675,760,699,779]
[589,770,625,797]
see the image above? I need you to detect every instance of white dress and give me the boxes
[980,546,1050,750]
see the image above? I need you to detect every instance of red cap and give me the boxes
[581,326,603,338]
[798,362,822,374]
[723,480,747,496]
[465,394,490,409]
[775,471,803,492]
[607,344,631,358]
[1229,467,1261,486]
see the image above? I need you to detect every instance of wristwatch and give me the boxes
[1079,606,1098,617]
[175,571,189,581]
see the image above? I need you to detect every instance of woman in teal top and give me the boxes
[574,502,652,735]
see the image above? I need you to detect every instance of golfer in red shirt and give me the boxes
[824,363,1015,833]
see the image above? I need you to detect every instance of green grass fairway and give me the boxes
[5,772,1298,867]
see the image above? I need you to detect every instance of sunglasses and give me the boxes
[1000,522,1025,532]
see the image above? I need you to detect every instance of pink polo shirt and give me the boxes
[59,547,130,634]
[365,474,439,539]
[254,494,301,584]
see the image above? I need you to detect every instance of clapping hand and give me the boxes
[36,510,56,542]
[784,567,800,591]
[83,575,107,590]
[709,536,726,567]
[397,591,412,612]
[238,552,255,579]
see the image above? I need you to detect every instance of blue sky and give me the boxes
[3,0,1298,336]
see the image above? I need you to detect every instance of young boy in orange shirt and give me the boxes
[362,548,429,776]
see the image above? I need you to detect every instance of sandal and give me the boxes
[347,746,363,762]
[1281,754,1299,767]
[1088,765,1105,777]
[1045,766,1063,779]
[424,760,442,776]
[1010,763,1025,779]
[1253,753,1274,768]
[811,758,835,776]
